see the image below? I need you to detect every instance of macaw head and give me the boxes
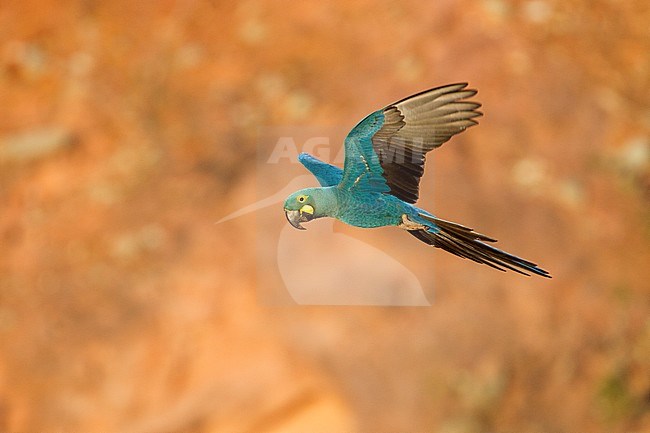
[283,188,321,230]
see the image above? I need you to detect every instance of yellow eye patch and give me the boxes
[300,204,314,215]
[297,195,308,203]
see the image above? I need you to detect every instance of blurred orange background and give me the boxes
[1,0,649,432]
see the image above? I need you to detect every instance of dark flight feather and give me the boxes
[372,83,482,203]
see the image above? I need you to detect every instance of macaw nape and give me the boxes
[283,83,551,278]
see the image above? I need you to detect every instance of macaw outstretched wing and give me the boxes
[339,83,482,203]
[298,152,343,187]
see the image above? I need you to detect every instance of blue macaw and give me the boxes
[284,83,550,277]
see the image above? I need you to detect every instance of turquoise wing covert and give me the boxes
[298,152,343,187]
[339,83,482,203]
[338,110,392,194]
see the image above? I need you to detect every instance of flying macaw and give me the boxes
[283,83,550,277]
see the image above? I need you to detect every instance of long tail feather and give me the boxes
[410,213,551,278]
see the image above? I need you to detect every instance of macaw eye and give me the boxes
[297,195,307,203]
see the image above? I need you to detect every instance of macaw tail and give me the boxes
[409,213,551,278]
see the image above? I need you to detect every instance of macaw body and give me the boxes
[294,154,412,228]
[284,84,550,277]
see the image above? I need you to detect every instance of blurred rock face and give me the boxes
[0,0,649,432]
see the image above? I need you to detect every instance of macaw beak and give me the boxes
[284,205,314,230]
